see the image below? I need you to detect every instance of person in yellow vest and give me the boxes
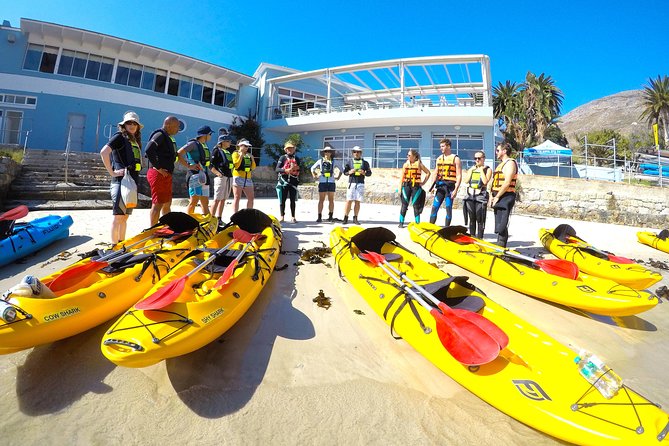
[310,145,343,222]
[209,133,235,221]
[462,151,492,238]
[398,149,431,228]
[489,142,518,247]
[429,138,461,226]
[342,146,372,224]
[100,111,143,243]
[177,125,213,216]
[231,138,257,212]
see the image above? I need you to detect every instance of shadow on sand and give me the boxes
[165,229,315,418]
[15,324,114,415]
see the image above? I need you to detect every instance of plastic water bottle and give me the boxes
[21,275,56,298]
[574,350,623,399]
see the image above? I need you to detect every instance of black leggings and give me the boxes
[400,184,426,221]
[277,184,297,217]
[463,195,487,239]
[493,192,516,247]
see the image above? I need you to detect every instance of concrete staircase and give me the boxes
[5,149,149,210]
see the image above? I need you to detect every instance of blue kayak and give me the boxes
[0,214,73,267]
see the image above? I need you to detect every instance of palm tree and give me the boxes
[640,75,669,147]
[522,72,564,145]
[492,81,526,149]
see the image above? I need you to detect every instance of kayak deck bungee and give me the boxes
[408,222,658,316]
[540,224,662,290]
[330,225,669,445]
[0,212,74,268]
[101,209,282,368]
[637,230,669,255]
[0,212,216,354]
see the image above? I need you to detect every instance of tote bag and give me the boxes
[120,170,138,208]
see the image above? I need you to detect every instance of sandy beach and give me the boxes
[0,198,668,445]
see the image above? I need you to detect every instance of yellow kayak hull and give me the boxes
[539,228,661,289]
[0,213,216,354]
[637,231,669,255]
[331,225,669,445]
[408,222,658,316]
[101,211,281,368]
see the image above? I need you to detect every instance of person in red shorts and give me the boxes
[145,116,180,226]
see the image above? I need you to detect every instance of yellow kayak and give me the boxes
[331,225,669,445]
[101,209,281,368]
[0,212,216,354]
[408,222,658,316]
[637,230,669,254]
[539,225,662,290]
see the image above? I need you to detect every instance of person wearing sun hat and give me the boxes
[100,111,143,243]
[177,125,214,216]
[310,145,343,222]
[209,132,235,220]
[275,140,302,223]
[231,138,257,212]
[342,146,372,225]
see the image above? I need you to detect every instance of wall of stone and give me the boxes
[252,167,668,228]
[0,157,21,208]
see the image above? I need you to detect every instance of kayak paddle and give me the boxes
[47,227,180,292]
[0,205,29,221]
[360,251,508,349]
[135,229,258,310]
[359,251,500,366]
[213,233,261,289]
[453,234,579,280]
[565,236,634,264]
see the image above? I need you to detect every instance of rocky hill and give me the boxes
[559,90,648,147]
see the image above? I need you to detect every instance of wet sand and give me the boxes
[0,198,667,445]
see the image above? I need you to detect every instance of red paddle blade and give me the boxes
[448,305,509,350]
[0,205,29,221]
[359,251,385,265]
[535,258,579,280]
[213,259,238,289]
[430,308,500,366]
[232,229,255,243]
[607,254,634,264]
[48,260,108,292]
[135,276,187,310]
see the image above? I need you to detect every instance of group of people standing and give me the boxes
[398,138,518,247]
[101,111,516,247]
[100,111,257,243]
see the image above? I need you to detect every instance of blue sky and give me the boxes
[4,0,668,114]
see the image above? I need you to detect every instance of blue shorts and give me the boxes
[318,182,336,193]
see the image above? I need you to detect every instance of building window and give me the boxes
[128,63,142,88]
[431,133,484,169]
[141,67,155,91]
[58,49,75,75]
[167,73,180,96]
[85,55,102,80]
[374,133,421,168]
[154,69,167,93]
[23,44,58,73]
[202,81,213,104]
[115,60,143,87]
[0,94,38,108]
[191,79,203,101]
[225,90,237,108]
[323,135,365,159]
[2,110,23,145]
[179,76,192,98]
[72,52,88,77]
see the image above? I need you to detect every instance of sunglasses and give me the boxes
[474,156,483,160]
[125,121,138,126]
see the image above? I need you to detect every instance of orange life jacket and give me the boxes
[402,161,422,186]
[491,159,518,193]
[436,154,458,181]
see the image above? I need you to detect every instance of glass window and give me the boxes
[128,63,142,87]
[26,97,37,105]
[214,87,225,106]
[202,81,213,103]
[58,49,75,75]
[72,52,88,78]
[191,79,203,101]
[5,95,15,103]
[179,76,192,98]
[14,96,26,105]
[115,61,130,85]
[141,67,155,90]
[167,73,180,96]
[154,69,167,93]
[85,55,101,80]
[99,57,114,82]
[225,90,237,108]
[39,46,58,73]
[3,111,23,145]
[23,44,42,71]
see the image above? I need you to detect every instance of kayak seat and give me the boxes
[193,249,245,273]
[102,253,156,273]
[422,277,485,313]
[659,229,669,241]
[0,219,16,240]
